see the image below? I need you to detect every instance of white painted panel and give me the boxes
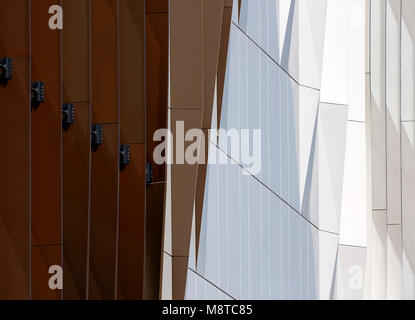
[240,165,250,299]
[248,177,261,299]
[259,0,268,53]
[281,70,289,202]
[268,60,281,196]
[347,0,367,121]
[227,160,241,298]
[297,87,319,212]
[239,27,249,137]
[260,185,270,299]
[260,52,269,186]
[401,0,415,121]
[370,0,387,210]
[339,121,367,247]
[161,252,172,300]
[281,202,290,299]
[300,218,309,299]
[320,0,349,106]
[267,0,280,63]
[269,194,283,299]
[218,159,228,291]
[309,225,319,299]
[334,245,366,300]
[289,210,301,299]
[387,225,403,300]
[280,0,299,82]
[368,211,387,299]
[220,25,240,132]
[288,80,300,211]
[401,122,415,299]
[185,267,197,299]
[386,0,402,225]
[318,231,339,299]
[232,0,239,24]
[297,0,328,89]
[199,160,219,283]
[317,103,348,233]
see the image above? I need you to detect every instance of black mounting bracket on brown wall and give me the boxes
[31,81,45,107]
[91,124,103,147]
[62,103,75,126]
[120,144,130,167]
[0,57,13,85]
[146,162,153,185]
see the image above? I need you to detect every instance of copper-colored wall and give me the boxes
[89,124,119,299]
[62,0,91,300]
[0,0,164,300]
[88,0,119,300]
[30,0,62,300]
[143,0,168,300]
[0,1,30,299]
[117,0,146,300]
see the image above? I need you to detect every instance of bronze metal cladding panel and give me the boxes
[171,256,188,300]
[119,0,145,144]
[62,0,90,103]
[0,58,30,299]
[146,13,168,182]
[89,124,119,299]
[91,0,118,124]
[143,182,165,300]
[61,0,91,300]
[31,245,62,300]
[145,0,168,13]
[170,0,203,110]
[62,104,91,300]
[169,109,202,257]
[117,144,145,300]
[31,0,62,246]
[0,1,29,57]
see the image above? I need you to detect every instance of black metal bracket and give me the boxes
[0,57,13,85]
[146,162,153,185]
[62,103,75,127]
[91,124,103,147]
[120,144,130,168]
[31,81,45,107]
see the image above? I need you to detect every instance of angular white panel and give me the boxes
[227,157,241,298]
[260,187,270,300]
[316,103,348,233]
[218,158,228,291]
[347,0,367,121]
[297,87,319,212]
[334,245,367,300]
[260,52,269,186]
[269,194,283,299]
[268,61,282,196]
[318,231,339,299]
[240,164,250,299]
[248,176,262,299]
[386,0,402,225]
[320,0,349,106]
[289,210,302,299]
[401,0,415,121]
[281,203,290,299]
[370,0,387,210]
[297,0,328,89]
[339,121,368,247]
[387,225,403,300]
[198,152,219,283]
[368,211,387,299]
[401,122,415,299]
